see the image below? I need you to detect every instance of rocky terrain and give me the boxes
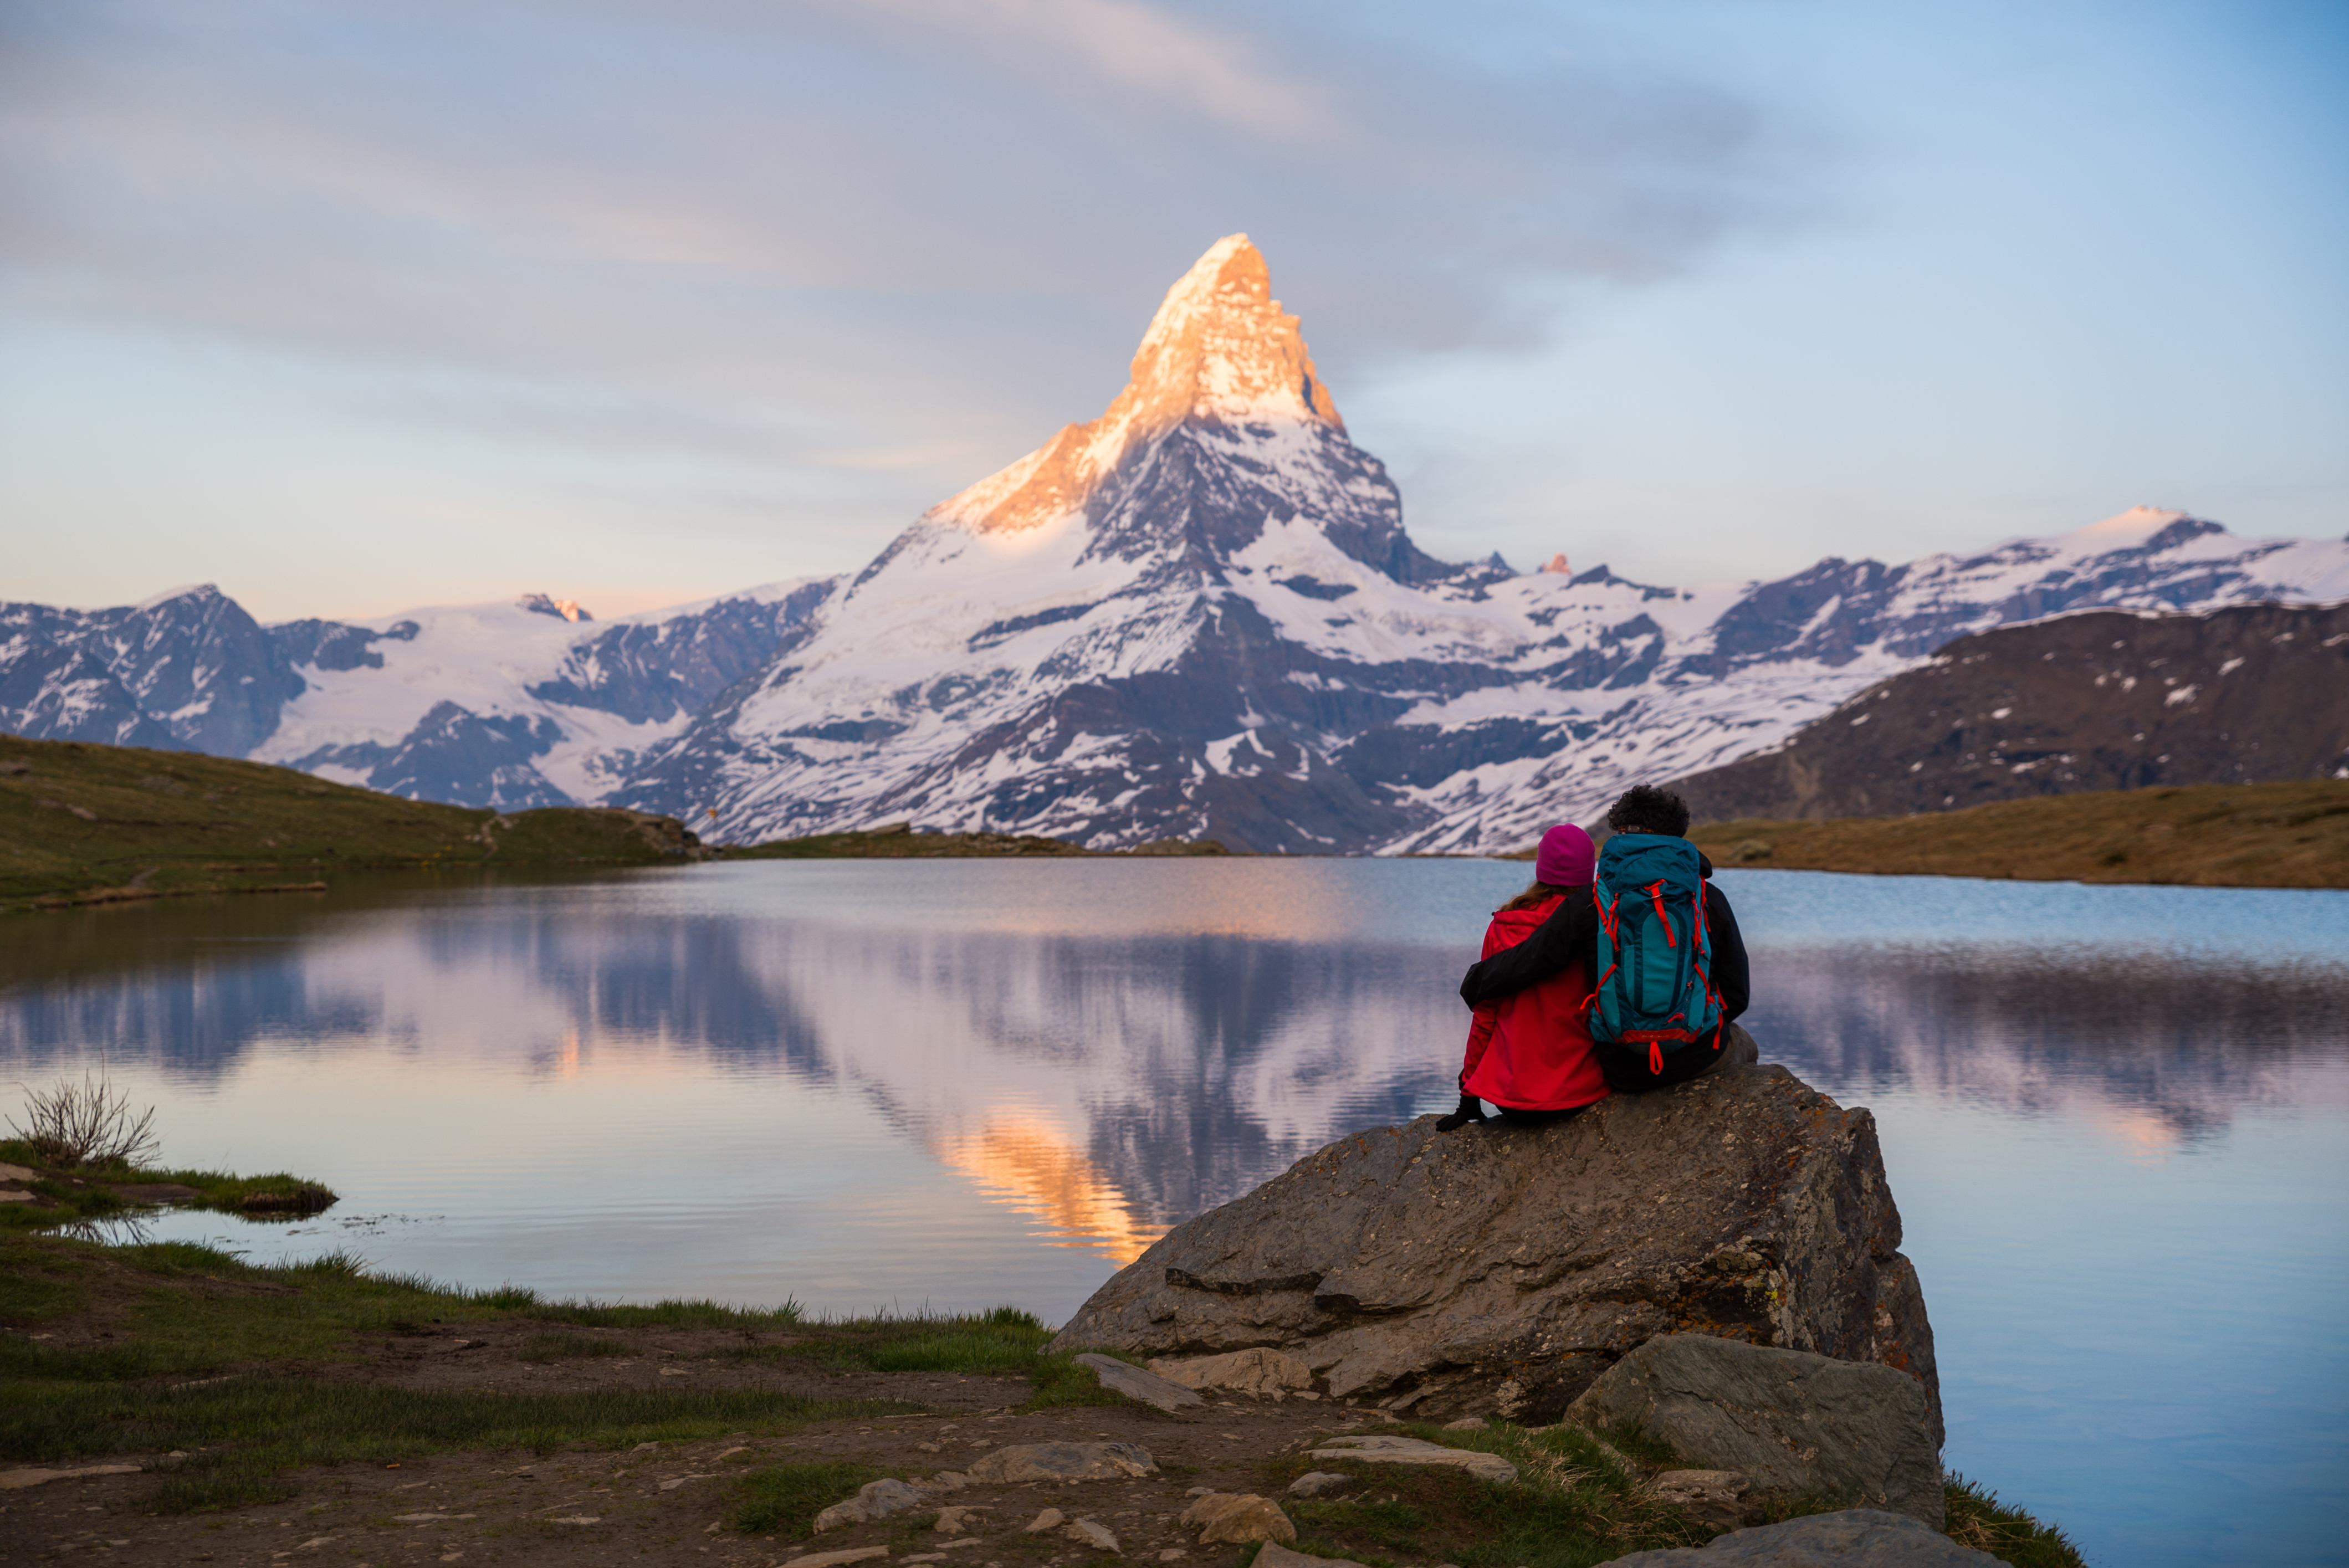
[1048,1054,1938,1442]
[6,237,2342,848]
[1671,601,2349,822]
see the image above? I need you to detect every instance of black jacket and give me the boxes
[1459,851,1750,1021]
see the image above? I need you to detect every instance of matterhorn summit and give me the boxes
[620,235,1475,849]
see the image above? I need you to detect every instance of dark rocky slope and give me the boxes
[1671,601,2349,823]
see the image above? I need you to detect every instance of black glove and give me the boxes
[1435,1093,1487,1133]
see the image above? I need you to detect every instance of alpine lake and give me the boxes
[4,858,2343,1568]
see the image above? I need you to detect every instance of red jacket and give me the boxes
[1460,893,1609,1111]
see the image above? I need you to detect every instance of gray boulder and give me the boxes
[1599,1509,1999,1565]
[964,1442,1158,1484]
[1570,1335,1943,1526]
[1076,1352,1205,1412]
[1049,1062,1938,1436]
[812,1478,927,1531]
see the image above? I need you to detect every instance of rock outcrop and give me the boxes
[1568,1335,1943,1526]
[1049,1064,1939,1438]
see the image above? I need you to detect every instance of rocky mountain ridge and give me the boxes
[5,235,2347,843]
[1670,601,2349,823]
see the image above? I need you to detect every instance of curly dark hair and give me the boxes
[1606,783,1691,837]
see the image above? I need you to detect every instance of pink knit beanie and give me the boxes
[1535,823,1596,887]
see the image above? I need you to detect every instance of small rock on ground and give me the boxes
[1307,1434,1517,1483]
[934,1505,989,1534]
[1254,1543,1376,1568]
[1287,1471,1353,1498]
[1179,1493,1296,1544]
[1596,1509,2003,1566]
[1063,1518,1122,1551]
[813,1477,927,1531]
[1077,1353,1205,1413]
[966,1442,1158,1483]
[786,1549,893,1568]
[1025,1508,1066,1533]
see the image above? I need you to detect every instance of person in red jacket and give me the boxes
[1436,823,1610,1131]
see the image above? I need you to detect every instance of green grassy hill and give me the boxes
[1687,778,2349,888]
[0,734,704,911]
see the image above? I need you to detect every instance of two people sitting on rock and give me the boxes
[1440,783,1754,1132]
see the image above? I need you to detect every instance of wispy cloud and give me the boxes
[0,0,1804,606]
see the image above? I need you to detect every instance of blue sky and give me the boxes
[2,0,2343,622]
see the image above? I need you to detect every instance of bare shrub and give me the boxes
[8,1073,161,1169]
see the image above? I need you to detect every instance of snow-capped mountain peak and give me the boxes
[2066,504,2194,547]
[932,233,1344,539]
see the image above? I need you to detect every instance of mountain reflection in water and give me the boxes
[2,862,2343,1568]
[2,864,2342,1272]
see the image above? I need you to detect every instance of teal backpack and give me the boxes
[1586,833,1723,1073]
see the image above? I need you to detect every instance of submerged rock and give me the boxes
[1049,1064,1939,1436]
[1569,1335,1944,1527]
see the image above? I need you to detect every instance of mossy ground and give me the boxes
[0,1224,1038,1510]
[0,732,699,910]
[1680,778,2349,888]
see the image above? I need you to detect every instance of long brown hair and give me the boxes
[1500,879,1573,913]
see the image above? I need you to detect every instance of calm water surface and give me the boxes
[3,860,2345,1568]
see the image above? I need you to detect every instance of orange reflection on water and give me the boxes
[934,1117,1167,1264]
[2088,1106,2183,1165]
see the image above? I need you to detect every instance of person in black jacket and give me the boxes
[1458,783,1753,1092]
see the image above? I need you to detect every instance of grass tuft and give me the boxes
[1942,1473,2087,1568]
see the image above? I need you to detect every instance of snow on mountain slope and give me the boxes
[0,578,832,812]
[8,233,2346,841]
[608,238,2349,851]
[253,580,835,809]
[1380,509,2349,851]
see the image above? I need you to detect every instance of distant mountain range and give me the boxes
[5,234,2346,849]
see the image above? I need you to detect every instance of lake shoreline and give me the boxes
[0,1197,2083,1568]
